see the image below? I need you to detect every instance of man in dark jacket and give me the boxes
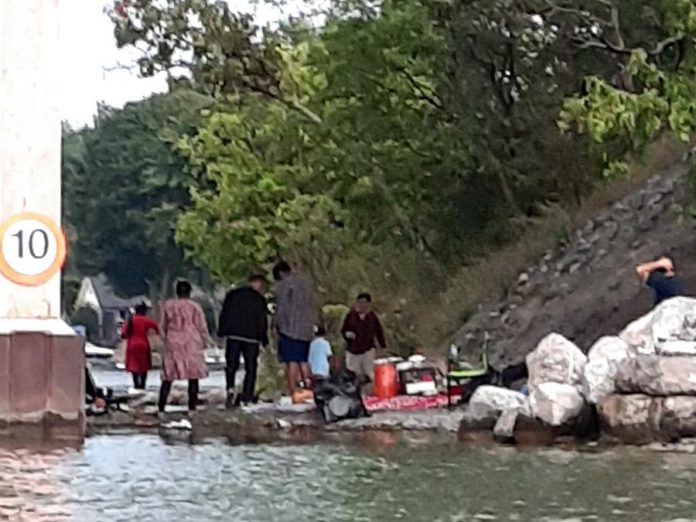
[218,274,269,407]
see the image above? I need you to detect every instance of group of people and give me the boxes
[216,261,387,407]
[121,261,387,414]
[118,253,684,415]
[122,280,212,414]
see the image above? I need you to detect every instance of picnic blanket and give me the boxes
[363,394,449,412]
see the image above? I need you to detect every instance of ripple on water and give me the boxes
[1,437,696,521]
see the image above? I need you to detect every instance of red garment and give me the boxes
[122,315,159,374]
[341,309,386,355]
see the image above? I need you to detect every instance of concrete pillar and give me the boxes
[0,0,84,439]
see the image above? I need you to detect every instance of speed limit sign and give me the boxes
[0,212,67,286]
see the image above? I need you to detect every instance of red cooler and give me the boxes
[374,360,399,399]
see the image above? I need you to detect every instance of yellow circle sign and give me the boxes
[0,212,67,286]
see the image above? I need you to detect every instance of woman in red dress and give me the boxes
[121,303,159,390]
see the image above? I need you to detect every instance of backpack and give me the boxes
[314,370,369,423]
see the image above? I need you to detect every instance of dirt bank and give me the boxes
[452,161,696,367]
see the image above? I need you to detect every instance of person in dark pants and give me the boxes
[218,274,269,408]
[158,280,211,415]
[636,256,685,305]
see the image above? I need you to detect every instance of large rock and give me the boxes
[599,394,662,444]
[526,333,587,388]
[468,385,527,420]
[619,297,696,357]
[493,408,519,441]
[588,335,630,362]
[659,340,696,356]
[620,310,656,356]
[661,397,696,439]
[615,356,696,396]
[460,386,527,438]
[651,297,696,354]
[529,382,585,426]
[582,336,629,404]
[513,405,599,445]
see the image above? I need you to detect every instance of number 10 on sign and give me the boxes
[0,212,66,286]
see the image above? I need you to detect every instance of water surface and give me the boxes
[1,435,695,521]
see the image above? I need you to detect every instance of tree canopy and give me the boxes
[59,0,692,348]
[62,90,212,298]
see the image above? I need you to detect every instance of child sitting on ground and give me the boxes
[308,326,333,382]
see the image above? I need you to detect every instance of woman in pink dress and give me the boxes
[158,280,210,413]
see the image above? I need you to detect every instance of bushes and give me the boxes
[70,306,100,342]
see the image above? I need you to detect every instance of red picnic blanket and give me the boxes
[363,394,449,412]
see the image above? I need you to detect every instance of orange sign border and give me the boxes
[0,212,67,287]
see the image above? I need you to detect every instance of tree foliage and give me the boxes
[97,0,689,348]
[165,0,617,283]
[62,90,212,297]
[556,0,696,166]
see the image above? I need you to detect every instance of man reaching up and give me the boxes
[636,256,685,305]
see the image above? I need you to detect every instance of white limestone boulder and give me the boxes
[529,382,585,427]
[615,356,696,396]
[582,336,629,404]
[619,310,656,356]
[620,297,696,356]
[526,333,587,388]
[651,297,696,354]
[598,394,661,444]
[468,385,527,420]
[493,408,519,440]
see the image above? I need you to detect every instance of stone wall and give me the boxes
[0,326,84,440]
[452,161,696,367]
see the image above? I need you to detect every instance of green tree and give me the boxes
[111,0,675,351]
[62,90,213,298]
[555,0,694,167]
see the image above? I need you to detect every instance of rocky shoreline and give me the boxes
[77,296,696,452]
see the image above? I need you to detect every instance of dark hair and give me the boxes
[273,261,292,281]
[125,304,148,339]
[248,273,267,284]
[176,280,192,298]
[124,316,134,339]
[356,292,372,302]
[315,325,326,337]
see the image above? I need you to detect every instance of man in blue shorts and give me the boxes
[272,261,315,395]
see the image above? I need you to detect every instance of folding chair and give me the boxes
[446,332,490,407]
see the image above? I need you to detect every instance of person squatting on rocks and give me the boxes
[217,273,269,408]
[121,302,159,390]
[636,255,685,305]
[158,280,212,414]
[341,292,386,393]
[272,261,316,395]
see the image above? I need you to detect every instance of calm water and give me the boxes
[2,435,696,521]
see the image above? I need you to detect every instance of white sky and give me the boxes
[59,0,311,127]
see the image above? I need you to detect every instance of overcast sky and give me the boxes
[59,0,311,127]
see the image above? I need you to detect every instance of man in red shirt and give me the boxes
[341,293,386,391]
